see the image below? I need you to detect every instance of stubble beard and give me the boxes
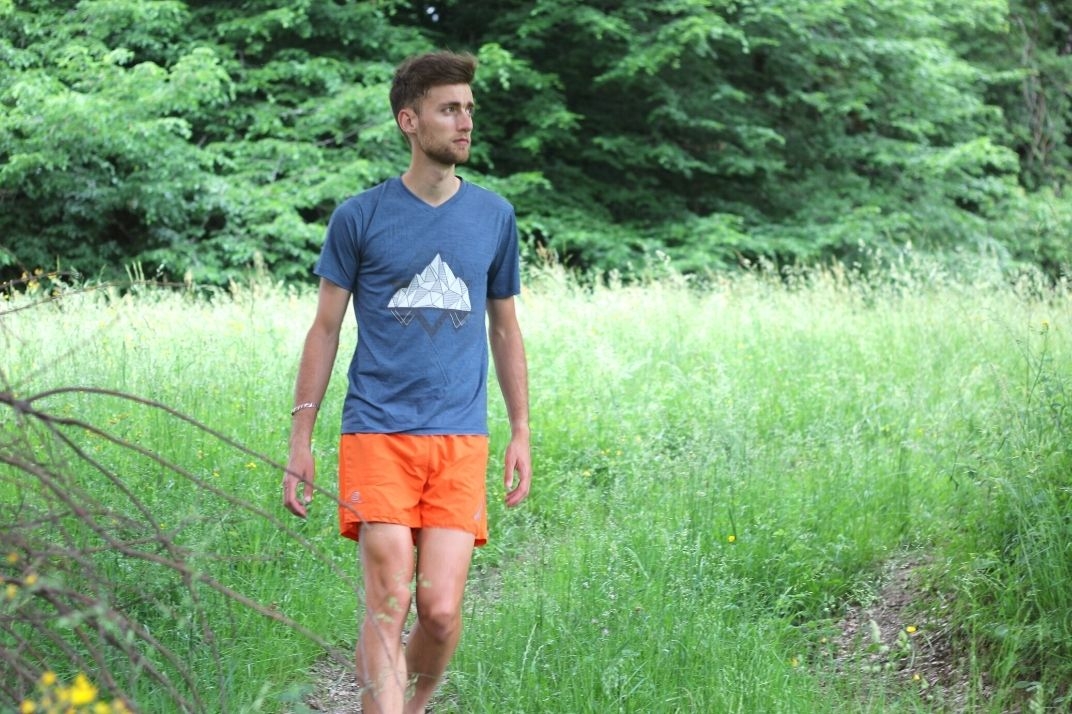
[418,133,470,167]
[428,144,469,167]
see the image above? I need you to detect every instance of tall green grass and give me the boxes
[1,257,1068,712]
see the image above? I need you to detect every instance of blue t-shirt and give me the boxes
[315,177,521,435]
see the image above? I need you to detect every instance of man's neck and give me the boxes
[401,161,461,207]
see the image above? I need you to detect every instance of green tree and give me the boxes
[1,0,1067,283]
[420,0,1024,269]
[0,0,230,278]
[952,0,1072,272]
[0,1,574,283]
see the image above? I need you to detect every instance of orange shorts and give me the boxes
[337,433,489,546]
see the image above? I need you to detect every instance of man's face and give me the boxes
[407,83,474,167]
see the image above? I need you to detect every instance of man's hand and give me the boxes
[283,451,315,518]
[503,436,532,508]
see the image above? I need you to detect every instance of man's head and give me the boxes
[390,51,477,129]
[391,51,478,165]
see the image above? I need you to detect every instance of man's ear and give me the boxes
[397,107,418,135]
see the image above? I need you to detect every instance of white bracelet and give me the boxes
[290,402,319,416]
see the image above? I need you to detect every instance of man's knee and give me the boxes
[415,593,463,643]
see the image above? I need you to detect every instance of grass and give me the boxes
[1,254,1069,712]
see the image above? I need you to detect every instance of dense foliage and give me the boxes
[1,0,1070,284]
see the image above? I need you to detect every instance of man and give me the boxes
[282,50,532,714]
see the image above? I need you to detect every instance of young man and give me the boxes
[281,51,532,713]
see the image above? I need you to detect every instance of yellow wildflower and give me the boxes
[19,700,35,713]
[40,671,57,687]
[5,584,17,600]
[6,551,18,564]
[24,573,37,586]
[727,534,736,543]
[906,625,918,634]
[69,673,98,705]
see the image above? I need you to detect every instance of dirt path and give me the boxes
[830,555,985,712]
[300,555,978,712]
[301,659,363,713]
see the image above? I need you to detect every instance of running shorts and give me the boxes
[337,433,489,546]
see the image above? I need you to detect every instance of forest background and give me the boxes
[1,0,1071,285]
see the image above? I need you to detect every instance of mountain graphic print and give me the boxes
[387,254,472,331]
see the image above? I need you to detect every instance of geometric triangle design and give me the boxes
[387,254,472,331]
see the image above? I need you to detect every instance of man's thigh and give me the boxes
[414,527,476,611]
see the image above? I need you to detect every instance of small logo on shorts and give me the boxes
[349,490,362,504]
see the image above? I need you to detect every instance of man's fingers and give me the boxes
[503,466,531,507]
[282,472,310,518]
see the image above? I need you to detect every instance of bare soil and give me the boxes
[828,555,989,712]
[302,658,363,713]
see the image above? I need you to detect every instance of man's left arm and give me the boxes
[487,296,531,507]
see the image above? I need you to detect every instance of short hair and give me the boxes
[390,50,478,121]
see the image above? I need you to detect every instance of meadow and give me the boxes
[1,254,1069,713]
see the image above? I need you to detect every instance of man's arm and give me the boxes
[283,278,351,518]
[487,296,531,507]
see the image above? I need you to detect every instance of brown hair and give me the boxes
[390,50,478,122]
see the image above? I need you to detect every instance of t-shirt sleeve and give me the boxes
[314,201,362,291]
[487,208,521,299]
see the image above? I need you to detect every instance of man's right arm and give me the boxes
[283,278,351,518]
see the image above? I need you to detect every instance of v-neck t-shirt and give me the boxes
[315,177,521,435]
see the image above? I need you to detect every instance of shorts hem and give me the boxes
[340,519,487,547]
[422,522,488,547]
[339,516,416,542]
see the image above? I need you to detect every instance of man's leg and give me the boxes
[358,523,416,714]
[404,527,476,714]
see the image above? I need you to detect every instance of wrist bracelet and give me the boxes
[290,402,319,416]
